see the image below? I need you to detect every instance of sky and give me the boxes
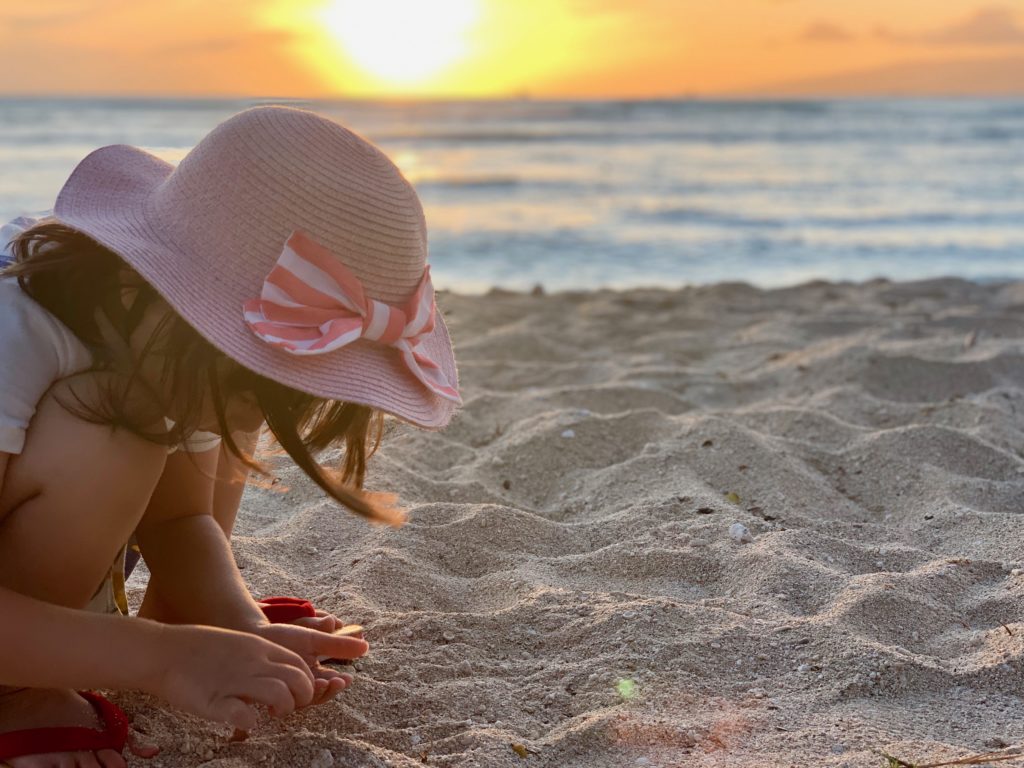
[0,0,1022,98]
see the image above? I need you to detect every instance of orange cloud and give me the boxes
[877,5,1024,46]
[800,22,854,43]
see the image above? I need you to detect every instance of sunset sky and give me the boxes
[1,0,1022,98]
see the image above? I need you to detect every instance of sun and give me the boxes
[315,0,481,86]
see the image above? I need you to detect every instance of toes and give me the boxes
[7,753,73,768]
[72,751,101,768]
[95,749,127,768]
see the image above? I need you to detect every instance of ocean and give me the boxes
[1,97,1022,292]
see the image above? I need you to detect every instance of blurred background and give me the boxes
[1,0,1022,292]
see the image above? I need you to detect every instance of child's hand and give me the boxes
[276,606,345,634]
[147,623,318,730]
[253,622,369,706]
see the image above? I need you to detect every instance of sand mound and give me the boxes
[124,278,1024,767]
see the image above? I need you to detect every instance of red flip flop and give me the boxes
[259,596,318,624]
[0,691,129,762]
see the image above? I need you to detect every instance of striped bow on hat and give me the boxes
[243,230,461,404]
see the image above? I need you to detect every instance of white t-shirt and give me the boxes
[0,218,221,455]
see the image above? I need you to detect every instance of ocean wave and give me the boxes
[414,175,523,190]
[629,207,1024,229]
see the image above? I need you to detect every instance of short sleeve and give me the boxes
[1,211,53,267]
[2,215,37,265]
[1,215,87,456]
[0,280,72,450]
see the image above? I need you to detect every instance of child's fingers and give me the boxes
[306,667,352,706]
[303,632,369,662]
[211,698,259,732]
[265,643,317,683]
[310,678,331,706]
[314,664,350,684]
[325,675,349,698]
[294,615,338,633]
[247,676,299,718]
[271,659,316,707]
[308,676,346,707]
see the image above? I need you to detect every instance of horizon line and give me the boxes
[1,92,1023,102]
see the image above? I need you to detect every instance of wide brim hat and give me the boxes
[52,105,460,429]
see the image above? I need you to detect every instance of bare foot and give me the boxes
[0,688,155,768]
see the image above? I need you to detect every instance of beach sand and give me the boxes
[122,277,1024,767]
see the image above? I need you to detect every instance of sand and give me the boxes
[120,277,1024,768]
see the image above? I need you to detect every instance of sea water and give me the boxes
[1,96,1022,292]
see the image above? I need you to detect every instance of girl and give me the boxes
[0,105,462,768]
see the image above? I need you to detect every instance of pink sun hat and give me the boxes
[51,105,461,429]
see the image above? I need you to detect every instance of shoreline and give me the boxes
[433,274,1024,299]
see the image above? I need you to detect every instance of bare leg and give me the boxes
[0,379,168,768]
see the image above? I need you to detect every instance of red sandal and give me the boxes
[258,596,319,624]
[0,691,129,762]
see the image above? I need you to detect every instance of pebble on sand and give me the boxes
[729,522,753,544]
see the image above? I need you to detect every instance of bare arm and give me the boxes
[0,583,170,691]
[134,431,368,698]
[0,389,322,726]
[0,583,323,727]
[135,446,267,630]
[211,428,261,537]
[0,449,168,692]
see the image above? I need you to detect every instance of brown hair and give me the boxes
[2,220,403,525]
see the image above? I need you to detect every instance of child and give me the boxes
[0,105,461,767]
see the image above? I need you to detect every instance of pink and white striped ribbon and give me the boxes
[243,230,461,404]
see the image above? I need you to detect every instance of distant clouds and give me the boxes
[878,6,1024,46]
[800,5,1024,48]
[742,55,1024,97]
[0,0,136,30]
[158,29,297,56]
[800,22,853,43]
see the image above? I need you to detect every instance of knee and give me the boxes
[0,375,168,609]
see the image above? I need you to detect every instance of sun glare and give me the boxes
[316,0,481,86]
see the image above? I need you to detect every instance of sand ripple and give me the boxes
[125,278,1024,767]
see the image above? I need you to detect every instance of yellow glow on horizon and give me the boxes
[12,0,1010,99]
[315,0,481,87]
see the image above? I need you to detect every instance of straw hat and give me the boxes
[52,105,460,429]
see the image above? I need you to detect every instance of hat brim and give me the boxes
[53,144,460,430]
